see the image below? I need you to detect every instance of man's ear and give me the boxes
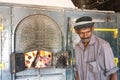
[75,30,79,34]
[91,26,94,31]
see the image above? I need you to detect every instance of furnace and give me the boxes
[9,6,69,80]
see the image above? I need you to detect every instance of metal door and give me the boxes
[64,9,120,80]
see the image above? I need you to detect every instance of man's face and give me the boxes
[76,27,94,43]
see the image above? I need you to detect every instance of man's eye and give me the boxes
[87,31,90,33]
[79,33,84,35]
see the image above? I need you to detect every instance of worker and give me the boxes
[74,16,119,80]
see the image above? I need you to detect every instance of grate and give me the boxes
[14,14,62,53]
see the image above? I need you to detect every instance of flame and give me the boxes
[25,50,52,68]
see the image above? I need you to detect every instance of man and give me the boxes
[74,16,119,80]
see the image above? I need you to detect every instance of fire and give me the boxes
[25,50,52,68]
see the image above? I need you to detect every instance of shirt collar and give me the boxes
[89,34,96,45]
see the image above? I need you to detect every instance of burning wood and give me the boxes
[25,50,52,68]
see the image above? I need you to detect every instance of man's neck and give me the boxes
[83,42,89,49]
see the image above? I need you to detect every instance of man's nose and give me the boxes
[83,33,88,38]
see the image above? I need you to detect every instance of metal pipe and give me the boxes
[94,28,118,38]
[89,0,111,9]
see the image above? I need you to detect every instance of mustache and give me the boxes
[81,37,91,42]
[82,37,89,39]
[82,37,90,39]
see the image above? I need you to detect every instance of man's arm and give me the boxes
[110,72,117,80]
[76,71,79,80]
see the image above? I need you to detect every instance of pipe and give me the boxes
[89,0,111,9]
[94,28,118,38]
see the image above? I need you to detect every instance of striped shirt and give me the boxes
[75,34,119,80]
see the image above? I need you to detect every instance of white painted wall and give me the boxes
[0,0,75,8]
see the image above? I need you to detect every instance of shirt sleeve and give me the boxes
[74,48,78,71]
[101,42,119,76]
[74,44,80,71]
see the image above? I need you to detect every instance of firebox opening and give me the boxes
[24,50,53,68]
[10,50,53,73]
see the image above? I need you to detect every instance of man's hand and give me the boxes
[110,72,117,80]
[76,71,79,80]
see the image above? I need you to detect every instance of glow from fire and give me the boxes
[25,50,52,68]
